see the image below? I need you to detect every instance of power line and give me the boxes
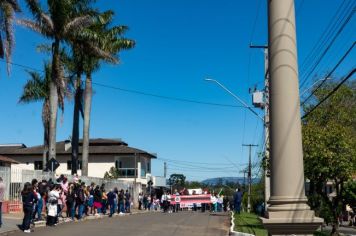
[167,162,237,171]
[299,4,355,89]
[299,0,348,76]
[302,68,356,119]
[301,41,355,106]
[249,0,263,43]
[92,82,248,108]
[157,157,237,166]
[157,159,245,170]
[167,167,237,173]
[0,58,250,109]
[0,59,44,72]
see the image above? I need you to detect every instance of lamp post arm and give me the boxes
[300,77,331,96]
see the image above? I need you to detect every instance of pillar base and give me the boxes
[261,198,323,235]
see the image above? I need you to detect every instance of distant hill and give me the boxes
[201,177,260,186]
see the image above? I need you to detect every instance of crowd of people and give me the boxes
[20,175,132,233]
[12,174,247,234]
[137,188,234,214]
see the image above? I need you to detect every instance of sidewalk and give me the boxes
[1,213,23,235]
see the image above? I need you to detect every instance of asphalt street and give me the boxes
[7,212,229,236]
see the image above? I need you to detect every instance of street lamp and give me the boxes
[204,78,264,122]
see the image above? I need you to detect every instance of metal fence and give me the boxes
[0,166,140,212]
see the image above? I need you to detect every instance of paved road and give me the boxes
[7,212,229,236]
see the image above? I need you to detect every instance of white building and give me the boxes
[0,138,166,187]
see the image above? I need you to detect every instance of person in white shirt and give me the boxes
[211,193,218,212]
[161,192,168,213]
[47,185,60,226]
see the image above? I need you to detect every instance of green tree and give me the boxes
[342,180,356,209]
[71,10,134,176]
[0,0,20,74]
[18,0,96,162]
[104,166,119,179]
[302,82,356,227]
[19,62,66,169]
[169,174,186,189]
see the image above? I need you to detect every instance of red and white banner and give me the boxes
[170,194,211,205]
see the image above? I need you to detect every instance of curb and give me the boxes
[229,212,254,236]
[0,229,19,236]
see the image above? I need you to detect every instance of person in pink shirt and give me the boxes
[60,177,68,215]
[57,186,65,219]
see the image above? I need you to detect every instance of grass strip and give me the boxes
[233,212,268,236]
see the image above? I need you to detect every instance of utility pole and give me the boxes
[164,162,167,178]
[242,144,258,213]
[250,44,270,214]
[243,170,246,191]
[262,0,323,234]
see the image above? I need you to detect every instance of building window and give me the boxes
[34,161,43,170]
[0,161,5,167]
[147,162,150,173]
[67,160,82,170]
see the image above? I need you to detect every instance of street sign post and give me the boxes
[46,158,60,172]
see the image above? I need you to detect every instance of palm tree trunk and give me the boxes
[82,73,92,176]
[48,40,60,162]
[43,121,49,170]
[71,75,81,174]
[42,101,50,171]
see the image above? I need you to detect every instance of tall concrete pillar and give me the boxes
[261,0,323,235]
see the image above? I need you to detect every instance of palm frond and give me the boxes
[5,0,21,12]
[36,43,52,54]
[87,43,118,64]
[24,0,42,22]
[64,15,94,35]
[16,19,53,37]
[19,70,47,103]
[0,34,4,58]
[108,26,129,36]
[109,38,135,52]
[40,12,54,32]
[96,10,114,25]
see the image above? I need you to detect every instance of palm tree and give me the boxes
[18,0,96,161]
[0,0,20,74]
[62,49,84,175]
[18,63,61,170]
[70,10,134,176]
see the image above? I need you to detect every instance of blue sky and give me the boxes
[0,0,355,181]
